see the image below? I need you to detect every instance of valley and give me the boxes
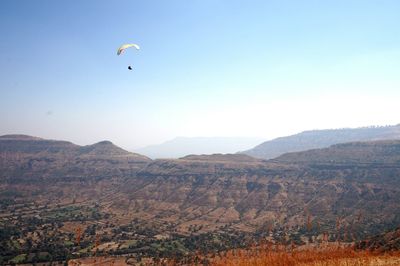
[1,135,400,264]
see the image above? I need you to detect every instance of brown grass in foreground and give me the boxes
[210,246,400,266]
[68,244,400,265]
[68,249,400,266]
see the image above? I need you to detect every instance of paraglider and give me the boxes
[117,43,140,70]
[117,43,140,55]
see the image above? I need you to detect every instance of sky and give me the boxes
[1,0,400,150]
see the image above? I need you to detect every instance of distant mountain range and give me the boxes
[1,134,400,235]
[2,133,400,262]
[242,124,400,159]
[134,136,265,159]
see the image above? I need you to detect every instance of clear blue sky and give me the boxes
[1,0,400,149]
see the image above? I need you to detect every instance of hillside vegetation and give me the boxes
[1,135,400,264]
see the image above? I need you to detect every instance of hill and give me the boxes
[121,141,400,236]
[1,135,400,263]
[275,140,400,164]
[134,136,265,158]
[0,134,151,181]
[242,124,400,159]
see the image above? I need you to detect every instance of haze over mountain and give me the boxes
[2,134,400,234]
[243,124,400,159]
[2,133,400,263]
[134,137,265,159]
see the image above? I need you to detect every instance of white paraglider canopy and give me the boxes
[117,44,140,55]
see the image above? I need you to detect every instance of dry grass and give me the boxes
[67,242,400,266]
[209,245,400,266]
[67,248,400,266]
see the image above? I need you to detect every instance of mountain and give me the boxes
[274,140,400,165]
[0,134,151,181]
[2,135,400,234]
[134,136,265,159]
[119,142,400,235]
[242,124,400,159]
[2,135,400,263]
